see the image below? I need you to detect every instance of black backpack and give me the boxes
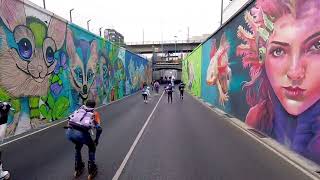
[179,83,185,90]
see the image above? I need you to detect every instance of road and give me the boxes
[0,89,315,180]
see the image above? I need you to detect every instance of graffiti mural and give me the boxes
[182,46,202,97]
[206,33,232,106]
[0,0,150,139]
[184,0,320,165]
[125,51,150,94]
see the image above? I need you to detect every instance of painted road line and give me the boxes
[192,94,320,180]
[112,91,165,180]
[0,92,139,148]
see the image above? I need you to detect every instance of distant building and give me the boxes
[104,29,125,46]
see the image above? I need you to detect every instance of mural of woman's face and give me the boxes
[265,10,320,116]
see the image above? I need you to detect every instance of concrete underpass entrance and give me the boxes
[153,69,181,84]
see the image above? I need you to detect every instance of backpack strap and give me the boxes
[79,111,87,122]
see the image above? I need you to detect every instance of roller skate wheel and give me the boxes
[1,172,10,180]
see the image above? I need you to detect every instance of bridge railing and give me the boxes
[125,39,202,45]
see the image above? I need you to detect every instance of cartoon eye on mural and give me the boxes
[206,33,232,106]
[0,0,66,136]
[237,0,320,164]
[66,28,98,104]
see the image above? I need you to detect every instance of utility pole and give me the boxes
[99,27,103,37]
[43,0,46,9]
[187,27,189,42]
[69,8,74,23]
[142,28,144,44]
[220,0,224,26]
[87,19,91,31]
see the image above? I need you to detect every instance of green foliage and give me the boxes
[29,97,40,119]
[40,93,70,122]
[0,87,20,112]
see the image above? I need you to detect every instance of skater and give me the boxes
[179,81,185,99]
[154,81,160,94]
[142,85,148,103]
[65,100,103,179]
[0,102,11,180]
[165,84,173,104]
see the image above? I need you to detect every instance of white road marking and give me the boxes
[112,91,165,180]
[0,92,139,147]
[192,94,320,180]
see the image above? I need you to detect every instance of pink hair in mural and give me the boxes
[237,0,320,163]
[206,33,231,106]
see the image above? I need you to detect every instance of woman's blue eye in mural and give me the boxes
[18,38,32,60]
[46,47,55,64]
[74,67,83,83]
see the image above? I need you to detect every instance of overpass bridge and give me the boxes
[153,60,182,71]
[125,40,201,54]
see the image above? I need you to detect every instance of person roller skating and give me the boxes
[65,100,102,179]
[142,82,148,103]
[0,101,12,180]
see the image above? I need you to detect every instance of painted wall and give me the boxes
[0,0,151,139]
[183,0,320,165]
[182,46,202,97]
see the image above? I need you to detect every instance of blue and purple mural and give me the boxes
[0,0,151,139]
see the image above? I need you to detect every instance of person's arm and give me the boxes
[94,112,103,145]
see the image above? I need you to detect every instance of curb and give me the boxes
[189,93,320,180]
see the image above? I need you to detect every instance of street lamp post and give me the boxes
[142,28,144,44]
[69,8,74,23]
[220,0,233,26]
[43,0,46,9]
[220,0,224,26]
[87,19,91,31]
[174,35,177,55]
[99,27,103,37]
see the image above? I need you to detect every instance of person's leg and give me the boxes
[84,134,97,176]
[181,90,184,99]
[75,143,83,163]
[87,140,96,163]
[66,128,85,176]
[0,151,9,179]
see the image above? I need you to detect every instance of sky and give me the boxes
[29,0,233,43]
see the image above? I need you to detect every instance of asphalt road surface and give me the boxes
[0,89,315,180]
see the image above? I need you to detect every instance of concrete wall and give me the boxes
[183,0,320,165]
[222,0,250,24]
[0,0,151,139]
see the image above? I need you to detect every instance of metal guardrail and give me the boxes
[125,40,202,45]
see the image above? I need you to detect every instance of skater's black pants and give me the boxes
[180,90,184,97]
[142,94,147,100]
[66,128,96,162]
[167,92,172,103]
